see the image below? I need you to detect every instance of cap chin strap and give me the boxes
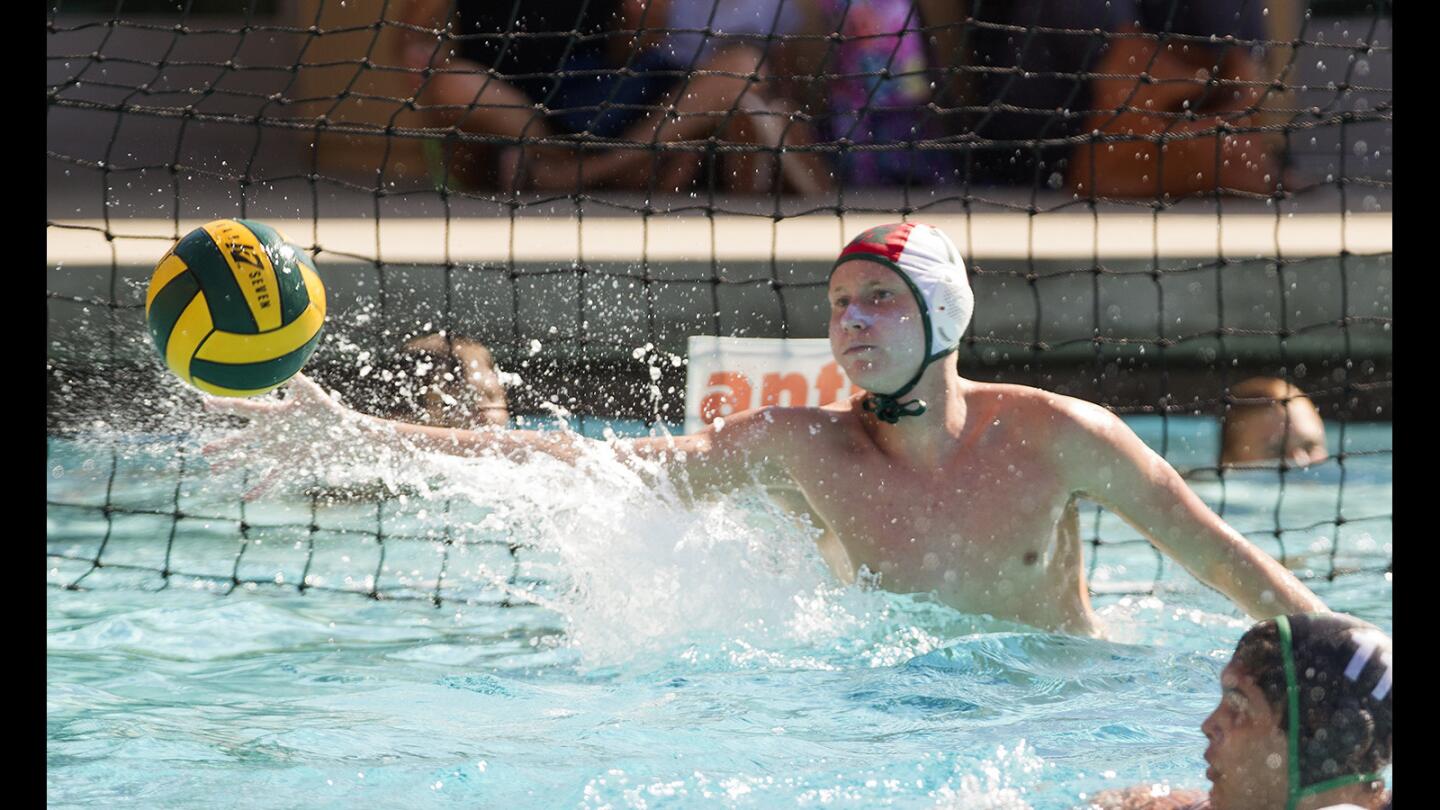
[1276,615,1384,810]
[861,377,928,424]
[861,393,927,424]
[861,346,956,425]
[858,392,927,423]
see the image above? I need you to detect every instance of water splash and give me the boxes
[418,439,899,668]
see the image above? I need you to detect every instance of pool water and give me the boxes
[47,417,1391,808]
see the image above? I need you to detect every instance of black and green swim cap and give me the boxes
[1269,613,1393,810]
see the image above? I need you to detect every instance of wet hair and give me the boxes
[1228,377,1305,404]
[1232,614,1392,789]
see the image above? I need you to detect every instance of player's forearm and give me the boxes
[1076,412,1326,618]
[1086,457,1325,618]
[1131,516,1322,618]
[363,414,595,465]
[1195,524,1327,618]
[622,418,788,501]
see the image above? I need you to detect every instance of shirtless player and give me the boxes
[202,223,1325,635]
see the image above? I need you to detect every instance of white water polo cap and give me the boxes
[830,222,973,422]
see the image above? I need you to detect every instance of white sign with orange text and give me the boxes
[684,336,863,434]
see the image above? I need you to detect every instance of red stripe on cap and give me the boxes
[838,222,916,264]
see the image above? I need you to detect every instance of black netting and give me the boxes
[48,0,1392,602]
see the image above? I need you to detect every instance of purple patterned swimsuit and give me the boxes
[820,0,951,185]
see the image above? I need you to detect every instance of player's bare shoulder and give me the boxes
[963,381,1140,495]
[963,380,1119,441]
[751,396,867,450]
[985,382,1169,484]
[696,400,850,451]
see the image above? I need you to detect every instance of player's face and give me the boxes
[828,260,925,395]
[1201,660,1290,810]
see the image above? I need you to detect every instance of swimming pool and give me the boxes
[47,417,1391,808]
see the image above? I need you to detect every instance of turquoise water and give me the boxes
[47,417,1391,808]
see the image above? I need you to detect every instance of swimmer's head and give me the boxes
[827,223,972,423]
[1221,377,1328,467]
[1202,613,1392,810]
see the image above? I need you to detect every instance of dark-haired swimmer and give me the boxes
[1086,613,1392,810]
[203,222,1326,636]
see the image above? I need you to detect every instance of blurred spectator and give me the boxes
[655,0,832,193]
[964,0,1285,197]
[392,0,673,188]
[773,0,964,187]
[1220,377,1328,468]
[392,0,828,194]
[656,0,971,189]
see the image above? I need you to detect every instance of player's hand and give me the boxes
[200,374,372,501]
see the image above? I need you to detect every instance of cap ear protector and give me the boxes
[829,223,973,423]
[1275,613,1391,810]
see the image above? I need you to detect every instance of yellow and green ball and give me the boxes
[145,219,326,397]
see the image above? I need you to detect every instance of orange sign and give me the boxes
[684,337,863,433]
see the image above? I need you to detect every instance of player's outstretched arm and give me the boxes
[621,407,795,500]
[200,374,604,499]
[1061,402,1326,619]
[201,375,792,500]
